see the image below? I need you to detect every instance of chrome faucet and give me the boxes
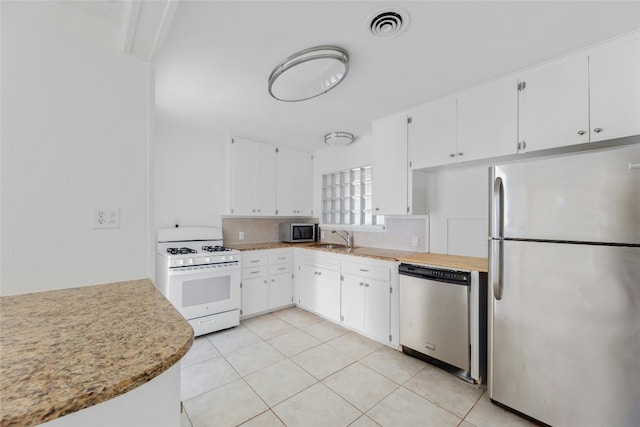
[331,230,352,248]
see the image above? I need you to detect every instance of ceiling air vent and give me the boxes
[367,8,409,39]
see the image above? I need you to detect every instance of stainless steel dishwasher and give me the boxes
[399,263,472,375]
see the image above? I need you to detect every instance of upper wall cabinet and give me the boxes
[230,137,277,216]
[408,97,458,169]
[457,77,519,160]
[589,33,640,142]
[277,147,313,216]
[372,114,409,215]
[517,54,590,152]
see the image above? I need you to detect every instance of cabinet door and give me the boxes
[255,142,277,215]
[270,272,293,309]
[408,98,457,169]
[457,77,518,161]
[242,276,268,317]
[277,147,313,216]
[364,278,390,343]
[230,138,257,215]
[341,274,365,332]
[296,264,316,311]
[518,54,589,152]
[372,114,408,215]
[315,268,341,322]
[589,34,640,142]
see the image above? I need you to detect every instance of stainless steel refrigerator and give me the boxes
[488,142,640,426]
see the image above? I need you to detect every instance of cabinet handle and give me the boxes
[522,141,527,150]
[250,270,260,274]
[449,153,455,158]
[271,279,275,283]
[252,209,256,213]
[250,260,260,263]
[594,128,603,133]
[577,130,586,135]
[264,280,268,284]
[317,272,322,276]
[359,268,369,272]
[364,283,370,288]
[277,267,286,271]
[359,282,364,287]
[375,207,379,211]
[457,152,463,156]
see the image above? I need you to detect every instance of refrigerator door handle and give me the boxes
[492,239,504,300]
[490,176,504,238]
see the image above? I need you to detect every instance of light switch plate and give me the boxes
[93,208,120,229]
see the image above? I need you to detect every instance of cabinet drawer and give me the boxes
[342,261,390,281]
[270,252,292,265]
[242,266,269,278]
[243,254,268,267]
[270,264,292,275]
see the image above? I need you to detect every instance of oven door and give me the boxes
[167,267,240,320]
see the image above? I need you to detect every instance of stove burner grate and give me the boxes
[202,245,232,252]
[167,247,197,255]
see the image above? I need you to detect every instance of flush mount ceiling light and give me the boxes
[366,8,410,39]
[324,132,355,146]
[268,46,349,102]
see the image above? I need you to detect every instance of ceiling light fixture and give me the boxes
[268,46,349,102]
[324,132,355,146]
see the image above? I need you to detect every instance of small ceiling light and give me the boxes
[268,46,349,102]
[324,132,355,146]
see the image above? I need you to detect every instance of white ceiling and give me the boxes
[85,1,640,152]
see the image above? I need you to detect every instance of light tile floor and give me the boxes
[180,307,536,427]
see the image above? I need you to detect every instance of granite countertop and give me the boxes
[0,279,194,427]
[229,242,488,272]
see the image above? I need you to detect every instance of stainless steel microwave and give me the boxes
[279,223,317,243]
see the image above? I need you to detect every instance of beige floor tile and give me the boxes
[367,386,461,427]
[273,383,361,427]
[349,415,380,427]
[404,364,484,418]
[459,421,477,427]
[239,410,286,427]
[267,329,321,356]
[328,332,383,360]
[225,341,286,376]
[303,319,350,342]
[241,313,279,326]
[290,343,355,380]
[207,326,262,354]
[183,379,268,427]
[246,316,297,340]
[273,307,324,328]
[180,408,192,427]
[464,393,537,427]
[360,346,426,384]
[181,356,240,401]
[323,362,398,412]
[244,359,317,406]
[181,337,220,368]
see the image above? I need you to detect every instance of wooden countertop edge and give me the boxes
[228,242,489,272]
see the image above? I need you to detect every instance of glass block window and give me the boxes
[322,165,382,226]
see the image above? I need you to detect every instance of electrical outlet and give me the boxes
[93,208,120,229]
[239,231,245,241]
[412,236,419,247]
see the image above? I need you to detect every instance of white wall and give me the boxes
[1,1,152,295]
[154,123,228,230]
[426,166,489,258]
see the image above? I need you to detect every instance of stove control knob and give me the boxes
[204,257,211,263]
[187,258,194,265]
[177,259,184,266]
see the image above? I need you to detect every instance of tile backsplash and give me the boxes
[222,216,429,252]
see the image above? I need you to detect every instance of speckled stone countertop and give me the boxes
[229,242,488,272]
[0,279,194,427]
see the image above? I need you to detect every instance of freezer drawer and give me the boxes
[400,271,470,372]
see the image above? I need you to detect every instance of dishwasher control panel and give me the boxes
[399,264,470,285]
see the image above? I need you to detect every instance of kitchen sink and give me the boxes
[313,244,355,252]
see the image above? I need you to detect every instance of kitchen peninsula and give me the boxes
[0,279,193,427]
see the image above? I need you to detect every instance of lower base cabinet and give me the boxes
[295,249,341,323]
[241,249,293,318]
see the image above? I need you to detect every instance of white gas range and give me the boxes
[155,227,241,336]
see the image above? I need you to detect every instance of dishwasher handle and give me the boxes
[399,264,470,286]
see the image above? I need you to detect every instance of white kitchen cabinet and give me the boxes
[340,259,392,344]
[589,33,640,142]
[294,249,341,322]
[457,76,519,160]
[276,147,313,216]
[372,113,409,215]
[230,137,277,216]
[408,97,457,169]
[241,249,293,318]
[517,54,590,152]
